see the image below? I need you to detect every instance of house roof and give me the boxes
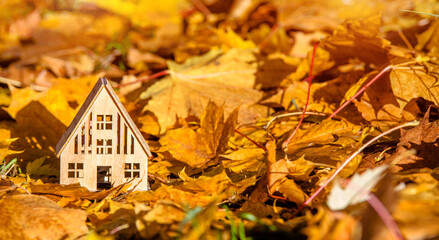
[56,77,152,158]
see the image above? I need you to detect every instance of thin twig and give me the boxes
[328,61,419,119]
[282,42,319,153]
[328,65,393,119]
[234,129,267,152]
[148,173,171,184]
[259,24,279,49]
[397,30,414,51]
[189,0,212,17]
[264,112,327,129]
[116,69,170,88]
[291,120,419,218]
[367,193,404,240]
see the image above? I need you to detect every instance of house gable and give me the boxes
[56,77,151,158]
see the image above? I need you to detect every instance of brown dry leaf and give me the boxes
[27,182,131,201]
[135,201,185,239]
[285,155,316,181]
[320,15,391,66]
[221,148,266,173]
[389,110,439,171]
[415,20,439,56]
[160,101,238,168]
[393,171,439,239]
[285,119,362,154]
[303,206,358,240]
[0,194,88,240]
[267,141,308,204]
[390,64,439,111]
[267,159,308,204]
[180,201,219,239]
[127,47,167,71]
[141,49,264,132]
[354,72,406,128]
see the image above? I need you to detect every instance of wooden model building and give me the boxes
[56,77,151,191]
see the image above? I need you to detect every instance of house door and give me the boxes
[97,166,112,190]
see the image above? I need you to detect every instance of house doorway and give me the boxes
[97,166,112,190]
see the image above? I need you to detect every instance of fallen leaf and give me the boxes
[221,148,266,173]
[390,64,439,111]
[26,156,57,176]
[0,194,88,240]
[160,101,238,168]
[327,165,388,211]
[286,119,362,154]
[389,110,439,171]
[141,49,264,132]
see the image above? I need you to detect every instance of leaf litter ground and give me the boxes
[1,0,439,239]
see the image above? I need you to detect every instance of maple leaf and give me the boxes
[390,64,439,111]
[389,109,439,171]
[160,101,238,168]
[320,15,390,66]
[285,119,362,154]
[25,156,57,176]
[141,49,264,133]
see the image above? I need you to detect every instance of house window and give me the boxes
[106,139,112,154]
[97,139,112,154]
[68,163,84,178]
[124,163,140,178]
[97,115,112,130]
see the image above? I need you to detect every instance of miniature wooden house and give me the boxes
[56,77,151,191]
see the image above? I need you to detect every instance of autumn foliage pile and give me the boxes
[1,0,439,239]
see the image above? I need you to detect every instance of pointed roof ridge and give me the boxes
[56,77,152,158]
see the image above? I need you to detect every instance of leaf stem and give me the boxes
[264,112,327,129]
[328,65,393,119]
[367,193,405,240]
[282,42,319,153]
[116,69,170,88]
[291,120,419,218]
[328,60,420,119]
[234,129,267,152]
[259,24,279,50]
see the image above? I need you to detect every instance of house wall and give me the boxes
[60,87,149,191]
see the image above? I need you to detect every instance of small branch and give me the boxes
[367,193,404,240]
[291,120,420,218]
[282,42,319,153]
[189,0,211,17]
[258,24,279,50]
[328,61,419,119]
[116,70,170,88]
[328,65,393,119]
[234,129,267,152]
[148,173,171,184]
[264,112,327,129]
[397,30,414,51]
